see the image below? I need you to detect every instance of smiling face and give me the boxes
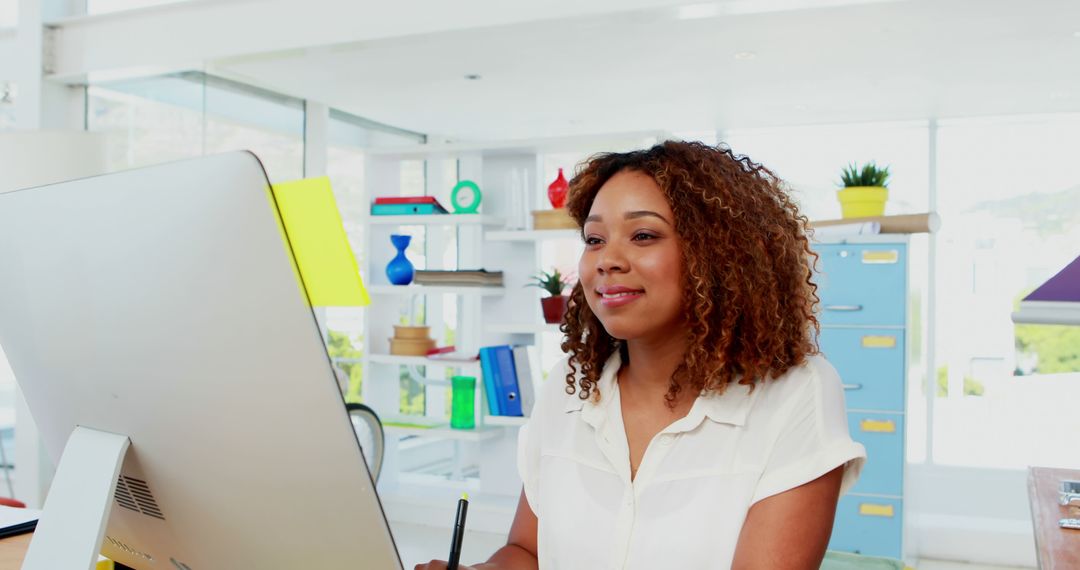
[578,169,687,342]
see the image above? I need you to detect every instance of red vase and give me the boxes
[540,295,568,324]
[548,168,569,209]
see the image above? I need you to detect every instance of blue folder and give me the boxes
[492,345,523,417]
[478,347,500,415]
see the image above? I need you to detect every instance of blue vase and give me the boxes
[386,234,414,285]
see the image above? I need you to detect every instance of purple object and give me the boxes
[1024,254,1080,303]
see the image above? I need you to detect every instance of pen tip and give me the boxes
[462,493,469,501]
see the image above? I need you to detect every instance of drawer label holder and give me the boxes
[861,335,897,349]
[858,503,896,517]
[862,250,900,264]
[860,419,897,433]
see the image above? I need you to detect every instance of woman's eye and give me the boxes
[584,236,603,246]
[632,232,657,241]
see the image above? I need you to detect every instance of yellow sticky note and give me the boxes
[859,503,895,517]
[271,177,370,307]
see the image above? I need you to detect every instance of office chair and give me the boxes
[346,403,384,483]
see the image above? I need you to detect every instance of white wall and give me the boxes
[0,131,107,192]
[908,464,1036,567]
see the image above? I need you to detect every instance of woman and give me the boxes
[418,141,865,569]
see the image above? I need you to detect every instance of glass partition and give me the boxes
[87,72,304,182]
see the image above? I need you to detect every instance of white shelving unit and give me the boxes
[367,285,506,297]
[384,424,503,442]
[359,131,665,531]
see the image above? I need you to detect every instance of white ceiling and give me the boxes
[211,0,1080,140]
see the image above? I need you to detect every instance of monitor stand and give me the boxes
[22,426,130,570]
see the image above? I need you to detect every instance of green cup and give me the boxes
[450,376,476,430]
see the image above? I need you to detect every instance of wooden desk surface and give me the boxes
[1028,466,1080,570]
[0,532,31,569]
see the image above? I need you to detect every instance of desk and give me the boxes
[1028,466,1080,569]
[0,532,30,569]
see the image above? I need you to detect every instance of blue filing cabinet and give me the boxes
[815,238,907,560]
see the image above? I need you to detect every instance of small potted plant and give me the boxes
[527,268,570,324]
[837,162,890,218]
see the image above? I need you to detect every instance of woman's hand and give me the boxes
[413,561,479,570]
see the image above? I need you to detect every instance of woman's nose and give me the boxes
[596,243,628,274]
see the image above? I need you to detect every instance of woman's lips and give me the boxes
[597,287,644,308]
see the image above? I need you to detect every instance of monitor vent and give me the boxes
[114,476,166,520]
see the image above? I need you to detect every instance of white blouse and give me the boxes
[517,351,866,570]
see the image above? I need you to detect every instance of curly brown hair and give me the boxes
[560,140,821,406]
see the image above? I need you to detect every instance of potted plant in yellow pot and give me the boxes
[837,162,890,218]
[527,268,570,324]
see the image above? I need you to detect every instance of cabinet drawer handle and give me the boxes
[824,304,863,312]
[860,419,896,433]
[858,503,895,517]
[861,335,897,349]
[842,383,863,391]
[862,250,900,264]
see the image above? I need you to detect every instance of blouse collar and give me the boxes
[563,350,760,429]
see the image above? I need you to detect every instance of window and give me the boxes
[202,76,304,183]
[87,75,204,171]
[932,113,1080,469]
[87,72,304,183]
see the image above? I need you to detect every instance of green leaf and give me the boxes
[839,161,890,188]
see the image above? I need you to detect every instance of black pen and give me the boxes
[446,493,469,570]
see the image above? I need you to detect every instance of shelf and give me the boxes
[482,415,529,427]
[485,229,580,242]
[368,354,481,368]
[485,322,562,335]
[368,214,504,226]
[383,423,502,442]
[368,285,505,296]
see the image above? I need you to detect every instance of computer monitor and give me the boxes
[0,152,403,569]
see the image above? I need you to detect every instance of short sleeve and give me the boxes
[751,357,866,504]
[517,357,570,515]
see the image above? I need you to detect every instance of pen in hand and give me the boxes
[446,493,469,570]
